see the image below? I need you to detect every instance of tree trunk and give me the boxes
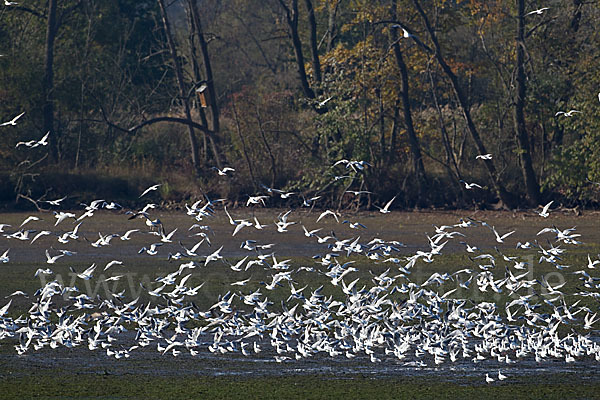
[185,2,210,164]
[304,0,322,92]
[157,0,200,172]
[278,0,317,101]
[187,0,223,169]
[391,0,427,199]
[43,0,58,162]
[514,0,541,206]
[326,1,339,52]
[412,0,514,208]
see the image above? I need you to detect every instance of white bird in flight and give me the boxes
[375,196,396,214]
[526,7,549,16]
[536,201,553,218]
[475,154,492,160]
[0,112,24,126]
[555,109,581,117]
[139,184,161,198]
[212,166,235,176]
[0,249,9,263]
[460,180,482,190]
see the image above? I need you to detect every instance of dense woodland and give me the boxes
[1,0,599,210]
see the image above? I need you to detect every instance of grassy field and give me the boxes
[0,209,600,398]
[2,373,600,399]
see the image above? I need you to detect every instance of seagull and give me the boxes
[301,225,322,237]
[30,230,51,244]
[160,227,178,243]
[19,215,40,227]
[45,249,65,264]
[498,371,507,381]
[138,242,164,256]
[42,196,67,206]
[205,245,224,265]
[485,373,495,384]
[460,180,482,190]
[15,140,37,148]
[231,277,251,286]
[37,131,50,146]
[375,196,396,214]
[54,211,76,226]
[72,263,96,280]
[0,112,24,126]
[587,254,600,269]
[475,153,492,160]
[317,96,332,108]
[342,220,367,229]
[316,209,339,223]
[391,24,412,38]
[301,195,321,207]
[253,216,268,230]
[104,260,123,271]
[212,166,235,176]
[0,249,9,263]
[490,226,515,243]
[555,109,581,117]
[139,184,161,198]
[120,229,140,241]
[536,201,554,218]
[345,190,372,196]
[34,268,53,278]
[332,159,371,172]
[0,300,12,317]
[526,7,549,16]
[5,290,27,298]
[247,195,268,207]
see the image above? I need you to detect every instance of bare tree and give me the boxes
[390,0,427,200]
[157,0,200,172]
[514,0,541,206]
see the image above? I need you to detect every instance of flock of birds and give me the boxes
[0,178,598,384]
[2,8,600,381]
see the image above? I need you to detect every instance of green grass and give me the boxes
[1,373,599,399]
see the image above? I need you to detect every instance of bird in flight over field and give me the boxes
[375,196,396,214]
[0,112,25,126]
[139,184,161,198]
[555,110,581,117]
[526,7,549,16]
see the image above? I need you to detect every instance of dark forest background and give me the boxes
[1,0,599,211]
